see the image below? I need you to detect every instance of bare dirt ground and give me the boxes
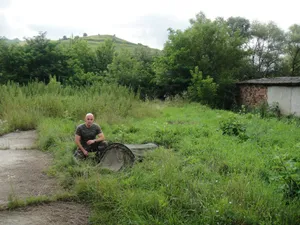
[0,130,90,225]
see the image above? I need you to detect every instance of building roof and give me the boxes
[237,77,300,86]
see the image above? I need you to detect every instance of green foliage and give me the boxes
[0,43,28,83]
[95,39,115,72]
[7,193,77,210]
[187,66,218,107]
[153,12,247,101]
[66,38,96,74]
[219,114,247,139]
[256,101,281,118]
[1,13,300,223]
[67,71,103,86]
[285,24,300,76]
[271,153,300,199]
[3,90,300,224]
[1,16,300,110]
[226,16,251,38]
[249,21,286,78]
[153,124,181,148]
[0,32,71,84]
[107,48,157,99]
[0,81,156,133]
[0,33,158,96]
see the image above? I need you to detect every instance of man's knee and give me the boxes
[97,141,108,151]
[90,141,108,152]
[74,149,86,160]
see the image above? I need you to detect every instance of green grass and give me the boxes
[3,192,78,211]
[1,82,299,224]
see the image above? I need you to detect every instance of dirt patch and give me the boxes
[0,201,90,225]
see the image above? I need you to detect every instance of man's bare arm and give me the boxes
[86,133,105,145]
[94,133,105,143]
[75,134,88,156]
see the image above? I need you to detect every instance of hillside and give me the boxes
[2,34,160,53]
[1,37,21,44]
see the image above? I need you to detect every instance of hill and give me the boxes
[1,37,21,44]
[2,34,160,53]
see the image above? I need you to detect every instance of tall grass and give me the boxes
[1,81,299,224]
[0,80,158,135]
[82,105,299,225]
[37,103,300,224]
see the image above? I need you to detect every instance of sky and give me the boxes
[1,0,300,49]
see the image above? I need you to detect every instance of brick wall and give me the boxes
[239,85,267,107]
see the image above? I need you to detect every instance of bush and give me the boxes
[257,101,281,118]
[271,154,300,199]
[187,66,218,107]
[219,114,247,140]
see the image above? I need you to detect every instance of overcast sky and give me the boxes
[1,0,300,49]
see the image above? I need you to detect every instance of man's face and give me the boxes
[85,115,94,127]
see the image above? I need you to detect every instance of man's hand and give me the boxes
[82,149,89,156]
[87,140,96,145]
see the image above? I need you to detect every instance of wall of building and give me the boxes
[268,86,300,116]
[239,85,267,107]
[291,87,300,116]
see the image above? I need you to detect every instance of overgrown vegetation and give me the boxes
[1,12,300,109]
[0,82,299,224]
[1,9,300,224]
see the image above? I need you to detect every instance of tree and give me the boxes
[95,39,115,72]
[0,32,71,84]
[0,40,28,83]
[153,12,248,99]
[83,33,87,37]
[187,66,218,107]
[285,24,300,76]
[67,38,96,74]
[153,28,191,97]
[227,16,251,38]
[24,31,70,83]
[108,47,157,98]
[248,21,286,78]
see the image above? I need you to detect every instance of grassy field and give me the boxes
[0,81,299,224]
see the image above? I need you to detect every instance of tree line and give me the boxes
[1,12,300,109]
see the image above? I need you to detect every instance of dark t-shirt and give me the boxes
[75,123,102,149]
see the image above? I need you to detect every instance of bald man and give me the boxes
[74,113,108,159]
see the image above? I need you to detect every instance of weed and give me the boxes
[271,154,300,199]
[219,114,248,141]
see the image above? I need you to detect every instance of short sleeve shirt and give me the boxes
[75,123,102,149]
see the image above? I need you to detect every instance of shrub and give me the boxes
[187,66,218,107]
[256,101,281,118]
[271,154,300,199]
[219,114,247,140]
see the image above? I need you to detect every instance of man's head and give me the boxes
[85,113,94,127]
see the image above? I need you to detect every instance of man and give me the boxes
[74,113,108,159]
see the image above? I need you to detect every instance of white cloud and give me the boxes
[0,0,10,9]
[1,0,300,49]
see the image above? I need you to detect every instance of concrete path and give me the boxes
[0,130,59,205]
[0,130,89,225]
